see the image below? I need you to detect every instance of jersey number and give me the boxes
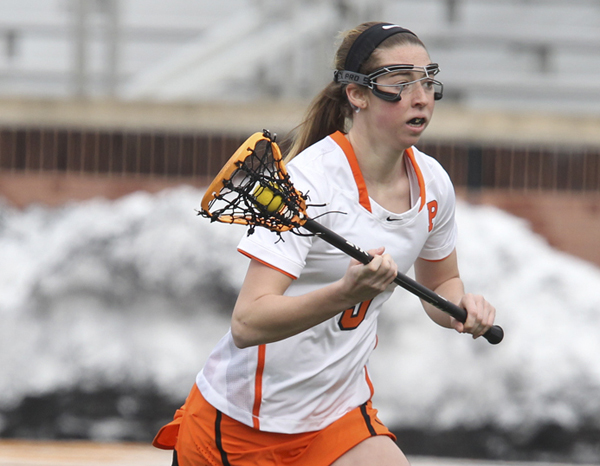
[338,299,373,331]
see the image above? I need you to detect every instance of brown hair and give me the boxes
[284,22,427,161]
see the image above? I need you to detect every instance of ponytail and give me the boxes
[284,81,350,162]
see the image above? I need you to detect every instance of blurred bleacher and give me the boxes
[0,0,600,112]
[0,0,599,265]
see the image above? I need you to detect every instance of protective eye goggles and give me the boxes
[334,63,444,102]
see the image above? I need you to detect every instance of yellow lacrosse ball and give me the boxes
[253,184,284,213]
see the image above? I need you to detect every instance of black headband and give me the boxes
[344,23,417,73]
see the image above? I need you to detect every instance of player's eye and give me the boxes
[422,80,435,90]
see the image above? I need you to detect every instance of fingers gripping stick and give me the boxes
[199,130,504,345]
[302,219,504,344]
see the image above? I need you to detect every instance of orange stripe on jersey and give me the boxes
[252,344,267,429]
[237,249,298,280]
[331,132,427,213]
[404,147,426,211]
[364,365,375,398]
[330,131,372,212]
[421,250,455,262]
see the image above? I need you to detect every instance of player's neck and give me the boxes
[347,130,408,187]
[346,131,411,213]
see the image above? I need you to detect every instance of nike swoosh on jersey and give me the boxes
[386,216,403,221]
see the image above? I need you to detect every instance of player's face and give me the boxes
[365,45,436,151]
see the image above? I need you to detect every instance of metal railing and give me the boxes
[0,127,245,182]
[419,140,600,192]
[1,126,599,193]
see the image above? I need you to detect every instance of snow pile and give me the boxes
[1,187,599,438]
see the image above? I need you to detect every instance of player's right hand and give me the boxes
[340,247,398,304]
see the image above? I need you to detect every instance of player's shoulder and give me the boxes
[411,145,452,185]
[286,135,350,189]
[287,136,343,171]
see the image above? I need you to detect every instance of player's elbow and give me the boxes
[231,316,258,349]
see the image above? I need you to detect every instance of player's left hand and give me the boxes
[451,293,496,339]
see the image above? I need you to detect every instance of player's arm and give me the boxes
[414,249,495,338]
[231,247,397,348]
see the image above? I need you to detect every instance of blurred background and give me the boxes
[0,0,600,464]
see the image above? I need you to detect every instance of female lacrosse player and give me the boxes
[154,22,496,465]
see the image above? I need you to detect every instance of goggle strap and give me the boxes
[333,70,372,88]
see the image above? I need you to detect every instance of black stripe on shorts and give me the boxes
[215,410,232,466]
[360,402,377,436]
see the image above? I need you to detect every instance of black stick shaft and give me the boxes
[302,218,504,345]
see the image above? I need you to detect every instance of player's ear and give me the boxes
[346,84,368,112]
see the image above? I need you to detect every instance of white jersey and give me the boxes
[196,131,457,434]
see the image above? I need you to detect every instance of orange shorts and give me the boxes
[153,384,396,466]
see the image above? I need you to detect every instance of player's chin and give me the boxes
[401,128,427,146]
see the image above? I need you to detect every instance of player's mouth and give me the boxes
[407,117,427,127]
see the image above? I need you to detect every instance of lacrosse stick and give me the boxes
[199,130,504,345]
